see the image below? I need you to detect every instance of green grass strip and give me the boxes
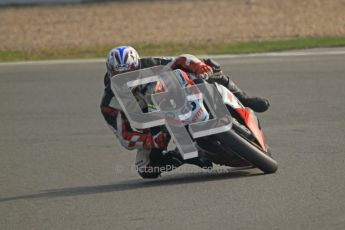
[1,36,345,62]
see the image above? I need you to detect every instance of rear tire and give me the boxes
[216,130,278,174]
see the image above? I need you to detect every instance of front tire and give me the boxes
[216,130,278,174]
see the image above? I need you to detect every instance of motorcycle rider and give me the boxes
[100,46,270,178]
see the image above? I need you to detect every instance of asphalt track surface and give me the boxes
[1,48,345,230]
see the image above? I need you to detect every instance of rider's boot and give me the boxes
[168,148,213,170]
[137,148,184,179]
[203,58,270,113]
[228,80,270,113]
[151,149,184,170]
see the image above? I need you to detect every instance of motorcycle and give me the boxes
[111,66,278,174]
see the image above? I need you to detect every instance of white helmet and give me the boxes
[106,46,140,76]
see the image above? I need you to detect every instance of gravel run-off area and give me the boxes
[0,0,345,52]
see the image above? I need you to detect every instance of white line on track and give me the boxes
[206,49,345,59]
[1,48,345,66]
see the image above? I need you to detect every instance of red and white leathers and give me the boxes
[101,55,220,178]
[100,92,168,151]
[101,55,213,150]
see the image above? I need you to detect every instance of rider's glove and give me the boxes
[144,131,169,150]
[193,62,213,80]
[153,131,169,149]
[170,54,213,80]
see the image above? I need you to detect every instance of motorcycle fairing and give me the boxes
[215,84,267,151]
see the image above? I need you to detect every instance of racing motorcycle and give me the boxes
[194,78,278,173]
[111,66,278,174]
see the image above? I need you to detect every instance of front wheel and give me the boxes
[216,130,278,174]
